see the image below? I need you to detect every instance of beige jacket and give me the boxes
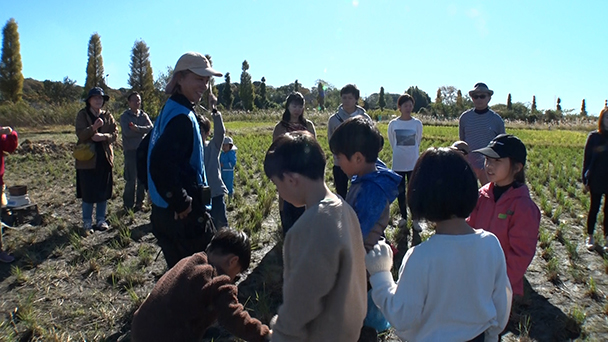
[273,196,367,342]
[74,108,118,169]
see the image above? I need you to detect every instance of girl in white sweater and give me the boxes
[365,147,512,342]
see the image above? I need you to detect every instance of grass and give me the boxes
[1,118,607,340]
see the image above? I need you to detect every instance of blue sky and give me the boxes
[2,0,606,114]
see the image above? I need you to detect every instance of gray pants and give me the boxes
[123,149,145,209]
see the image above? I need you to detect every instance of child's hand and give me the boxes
[365,239,393,276]
[0,127,12,135]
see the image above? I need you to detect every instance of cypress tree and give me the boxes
[581,99,587,116]
[223,72,233,109]
[239,60,255,111]
[84,33,106,93]
[378,87,386,110]
[456,90,463,108]
[128,40,155,112]
[0,18,24,102]
[258,76,267,109]
[294,79,300,92]
[507,93,512,110]
[531,96,537,113]
[435,88,442,104]
[556,97,562,111]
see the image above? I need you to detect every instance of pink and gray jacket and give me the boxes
[467,182,540,296]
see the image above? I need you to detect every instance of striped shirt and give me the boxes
[458,108,505,169]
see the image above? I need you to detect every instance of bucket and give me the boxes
[8,185,27,197]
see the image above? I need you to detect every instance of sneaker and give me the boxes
[0,250,14,263]
[585,236,595,251]
[83,223,94,236]
[96,221,109,231]
[397,218,407,229]
[134,204,143,212]
[412,220,423,232]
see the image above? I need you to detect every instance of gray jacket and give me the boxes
[120,109,153,151]
[204,113,228,197]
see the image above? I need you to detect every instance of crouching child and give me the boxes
[130,229,271,342]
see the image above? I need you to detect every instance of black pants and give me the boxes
[333,165,349,199]
[396,171,412,220]
[280,200,306,236]
[587,192,608,236]
[151,204,216,269]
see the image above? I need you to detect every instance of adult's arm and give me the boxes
[137,113,154,134]
[458,113,465,141]
[75,110,96,142]
[387,121,396,149]
[149,115,194,213]
[101,112,118,143]
[582,132,595,183]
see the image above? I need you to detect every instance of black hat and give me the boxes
[86,87,110,102]
[473,134,527,166]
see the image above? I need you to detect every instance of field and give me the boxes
[0,115,607,342]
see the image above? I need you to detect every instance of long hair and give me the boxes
[598,106,608,134]
[281,92,306,127]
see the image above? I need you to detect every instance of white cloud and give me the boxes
[467,8,488,37]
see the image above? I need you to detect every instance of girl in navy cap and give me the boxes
[467,134,540,305]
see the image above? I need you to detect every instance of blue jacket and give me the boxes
[148,98,205,208]
[346,159,401,251]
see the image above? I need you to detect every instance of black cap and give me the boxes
[473,134,527,166]
[86,87,110,102]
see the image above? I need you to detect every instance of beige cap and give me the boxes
[165,52,223,94]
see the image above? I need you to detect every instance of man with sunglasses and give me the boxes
[458,82,505,185]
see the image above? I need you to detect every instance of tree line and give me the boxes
[0,18,596,124]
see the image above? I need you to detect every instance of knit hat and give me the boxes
[165,52,223,94]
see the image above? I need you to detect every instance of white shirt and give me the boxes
[369,230,512,342]
[387,117,423,172]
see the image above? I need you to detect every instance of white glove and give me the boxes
[365,239,393,276]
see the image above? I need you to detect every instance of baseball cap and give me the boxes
[472,134,527,165]
[165,52,223,94]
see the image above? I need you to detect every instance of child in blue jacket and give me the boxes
[220,137,237,200]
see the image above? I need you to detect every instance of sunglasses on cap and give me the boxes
[472,94,487,100]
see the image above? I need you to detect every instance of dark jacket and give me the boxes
[583,130,608,194]
[75,108,118,170]
[149,94,202,213]
[131,252,270,342]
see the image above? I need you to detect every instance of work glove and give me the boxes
[365,239,393,276]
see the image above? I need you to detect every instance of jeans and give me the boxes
[123,149,145,209]
[587,192,608,236]
[210,195,228,229]
[82,201,107,226]
[332,165,349,199]
[396,171,412,220]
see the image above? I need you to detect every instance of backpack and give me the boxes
[136,133,150,190]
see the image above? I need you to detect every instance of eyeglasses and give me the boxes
[472,94,487,100]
